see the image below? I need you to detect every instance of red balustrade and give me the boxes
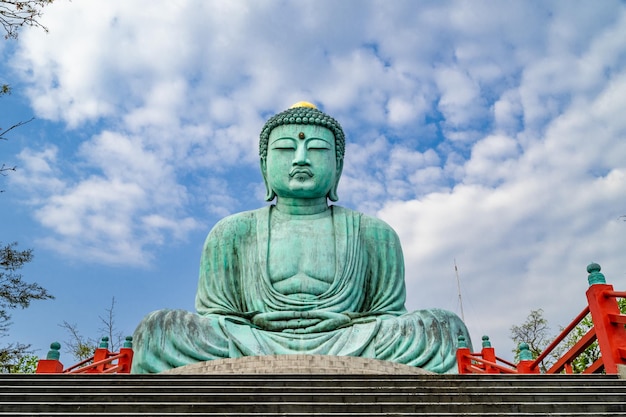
[36,336,133,374]
[457,263,626,375]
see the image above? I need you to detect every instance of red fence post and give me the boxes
[585,263,626,374]
[517,343,539,374]
[35,342,64,374]
[117,336,134,373]
[481,336,498,374]
[88,337,112,373]
[456,335,472,374]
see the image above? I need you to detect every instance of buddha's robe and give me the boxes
[131,205,471,374]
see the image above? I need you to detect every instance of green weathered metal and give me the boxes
[131,103,471,374]
[46,342,61,360]
[518,343,534,361]
[587,262,606,285]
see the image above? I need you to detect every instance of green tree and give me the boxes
[8,353,37,373]
[512,300,626,374]
[0,242,54,373]
[561,298,626,373]
[510,308,555,372]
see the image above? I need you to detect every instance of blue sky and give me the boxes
[2,0,626,364]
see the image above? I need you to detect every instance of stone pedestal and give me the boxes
[160,354,434,375]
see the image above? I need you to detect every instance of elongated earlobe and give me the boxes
[265,188,276,202]
[327,158,343,202]
[260,158,276,202]
[328,185,339,202]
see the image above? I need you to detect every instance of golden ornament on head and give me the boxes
[290,101,317,109]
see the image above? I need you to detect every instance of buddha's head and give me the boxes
[259,102,345,202]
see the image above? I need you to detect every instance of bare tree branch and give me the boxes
[0,0,55,39]
[58,321,97,361]
[98,297,123,352]
[0,163,16,175]
[0,117,35,141]
[0,117,35,191]
[59,297,125,362]
[0,341,32,373]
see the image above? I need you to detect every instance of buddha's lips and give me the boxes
[289,168,313,177]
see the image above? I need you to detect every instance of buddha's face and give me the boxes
[263,124,342,200]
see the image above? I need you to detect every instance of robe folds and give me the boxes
[131,205,471,374]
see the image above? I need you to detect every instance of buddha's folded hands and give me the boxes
[252,311,351,333]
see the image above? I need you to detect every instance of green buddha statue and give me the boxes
[131,102,471,374]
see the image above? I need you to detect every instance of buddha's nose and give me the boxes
[292,145,309,165]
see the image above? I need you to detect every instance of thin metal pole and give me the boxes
[454,259,465,322]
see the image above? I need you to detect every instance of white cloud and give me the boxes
[10,146,65,197]
[31,174,199,266]
[13,128,200,266]
[386,95,428,126]
[464,134,520,186]
[379,51,626,354]
[435,66,485,130]
[5,0,626,361]
[14,3,120,125]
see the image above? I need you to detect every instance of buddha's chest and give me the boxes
[268,215,336,295]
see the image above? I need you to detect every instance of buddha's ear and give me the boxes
[328,158,343,202]
[260,157,276,202]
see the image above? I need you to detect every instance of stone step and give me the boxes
[1,373,624,416]
[1,391,624,401]
[0,386,623,399]
[0,411,626,417]
[1,374,621,385]
[1,377,621,387]
[1,400,625,414]
[2,376,623,393]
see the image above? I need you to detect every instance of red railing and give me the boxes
[458,263,626,375]
[36,336,134,374]
[457,335,521,374]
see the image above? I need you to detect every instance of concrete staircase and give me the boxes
[1,373,625,416]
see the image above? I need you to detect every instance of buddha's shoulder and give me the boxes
[207,207,268,237]
[333,206,400,239]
